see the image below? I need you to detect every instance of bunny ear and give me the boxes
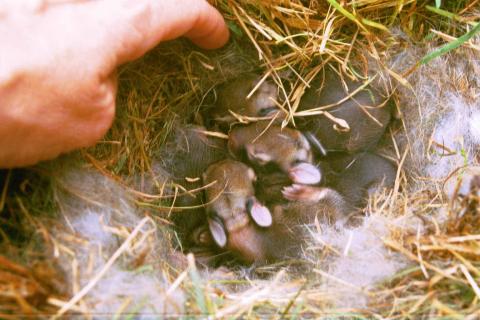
[208,218,227,248]
[304,131,327,156]
[247,198,272,227]
[288,162,322,185]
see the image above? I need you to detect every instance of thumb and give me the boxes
[106,0,230,65]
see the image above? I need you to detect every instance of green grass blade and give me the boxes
[420,22,480,65]
[361,18,389,32]
[326,0,367,32]
[426,4,456,19]
[425,6,476,26]
[426,5,476,25]
[188,256,209,315]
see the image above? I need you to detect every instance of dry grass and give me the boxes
[371,184,480,319]
[1,0,480,318]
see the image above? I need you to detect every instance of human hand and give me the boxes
[0,0,229,168]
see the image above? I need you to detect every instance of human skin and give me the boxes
[0,0,229,168]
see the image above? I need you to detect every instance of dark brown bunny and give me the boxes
[249,185,353,263]
[213,73,279,125]
[166,125,227,248]
[322,152,397,207]
[298,69,393,154]
[239,185,351,264]
[254,169,292,206]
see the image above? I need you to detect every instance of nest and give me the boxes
[1,0,480,318]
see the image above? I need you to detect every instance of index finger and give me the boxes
[106,0,230,64]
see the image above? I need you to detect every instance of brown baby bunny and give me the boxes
[203,159,274,262]
[254,185,353,263]
[213,73,279,126]
[228,121,322,185]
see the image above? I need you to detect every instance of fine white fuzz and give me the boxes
[50,166,185,317]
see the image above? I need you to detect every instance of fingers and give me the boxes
[183,3,230,50]
[0,0,228,168]
[0,73,116,168]
[107,0,229,65]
